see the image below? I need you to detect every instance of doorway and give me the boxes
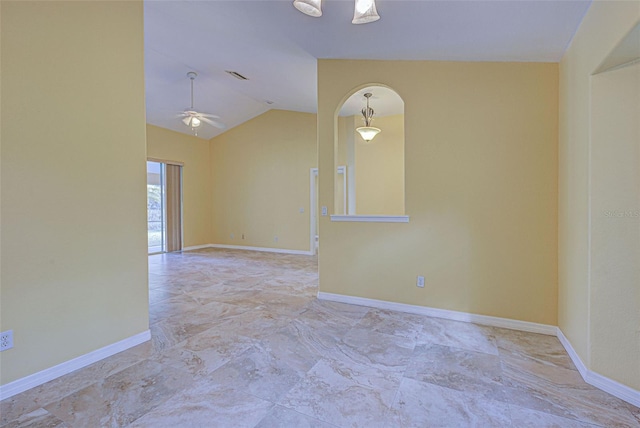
[147,160,183,254]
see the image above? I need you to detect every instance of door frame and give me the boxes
[310,168,318,255]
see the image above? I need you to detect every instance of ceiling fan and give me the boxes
[179,71,226,135]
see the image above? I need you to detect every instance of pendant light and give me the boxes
[293,0,322,17]
[356,93,381,143]
[292,0,380,23]
[352,0,380,24]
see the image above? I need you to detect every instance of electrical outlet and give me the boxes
[417,276,425,288]
[0,330,13,351]
[230,233,234,239]
[274,236,279,242]
[321,206,328,216]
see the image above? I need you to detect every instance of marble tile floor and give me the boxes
[2,248,639,427]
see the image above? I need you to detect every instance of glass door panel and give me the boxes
[147,161,165,254]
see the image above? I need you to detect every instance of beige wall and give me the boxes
[559,1,640,390]
[0,1,148,385]
[355,114,405,215]
[210,109,317,252]
[318,60,558,325]
[335,117,349,215]
[335,114,405,215]
[146,125,212,248]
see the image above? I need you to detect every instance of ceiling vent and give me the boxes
[225,70,249,80]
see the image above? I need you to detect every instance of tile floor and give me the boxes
[1,249,638,427]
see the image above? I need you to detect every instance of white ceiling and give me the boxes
[144,0,591,140]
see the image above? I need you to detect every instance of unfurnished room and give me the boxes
[1,0,639,426]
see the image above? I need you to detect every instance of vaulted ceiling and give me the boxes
[144,0,591,139]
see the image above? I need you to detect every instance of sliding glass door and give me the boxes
[147,161,165,254]
[147,160,183,254]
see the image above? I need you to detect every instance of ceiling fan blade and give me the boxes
[199,113,222,119]
[182,117,191,126]
[200,116,226,129]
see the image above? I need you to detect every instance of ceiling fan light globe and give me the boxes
[356,126,381,142]
[352,0,380,24]
[293,0,322,17]
[190,117,201,128]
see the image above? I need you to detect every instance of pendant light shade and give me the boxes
[356,126,381,142]
[356,93,381,143]
[293,0,322,17]
[352,0,380,24]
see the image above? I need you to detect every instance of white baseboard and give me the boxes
[318,292,640,407]
[209,244,313,256]
[555,328,588,378]
[181,244,314,256]
[182,244,214,251]
[0,330,151,401]
[318,291,640,408]
[557,328,640,408]
[317,292,557,335]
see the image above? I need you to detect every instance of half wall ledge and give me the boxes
[330,215,409,223]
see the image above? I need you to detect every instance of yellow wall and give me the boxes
[354,114,405,215]
[210,109,317,252]
[318,60,558,325]
[146,125,212,248]
[335,117,349,215]
[559,1,640,389]
[335,114,405,215]
[0,1,148,384]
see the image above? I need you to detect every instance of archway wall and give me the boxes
[318,59,559,325]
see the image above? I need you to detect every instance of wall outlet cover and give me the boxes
[0,330,14,351]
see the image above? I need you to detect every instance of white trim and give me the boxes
[310,168,318,256]
[210,244,313,256]
[181,244,315,256]
[556,328,588,379]
[337,166,347,216]
[317,292,556,335]
[317,292,640,408]
[557,328,640,408]
[182,244,213,251]
[147,157,184,167]
[330,215,410,223]
[0,330,151,401]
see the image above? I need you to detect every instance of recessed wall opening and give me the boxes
[334,85,405,216]
[588,23,640,386]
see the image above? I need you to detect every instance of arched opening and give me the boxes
[334,85,405,216]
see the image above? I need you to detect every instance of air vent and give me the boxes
[225,70,249,81]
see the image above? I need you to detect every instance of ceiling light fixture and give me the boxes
[352,0,380,24]
[293,0,380,24]
[293,0,322,17]
[180,72,226,136]
[185,72,201,130]
[356,93,381,142]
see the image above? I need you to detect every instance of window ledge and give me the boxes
[330,215,410,223]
